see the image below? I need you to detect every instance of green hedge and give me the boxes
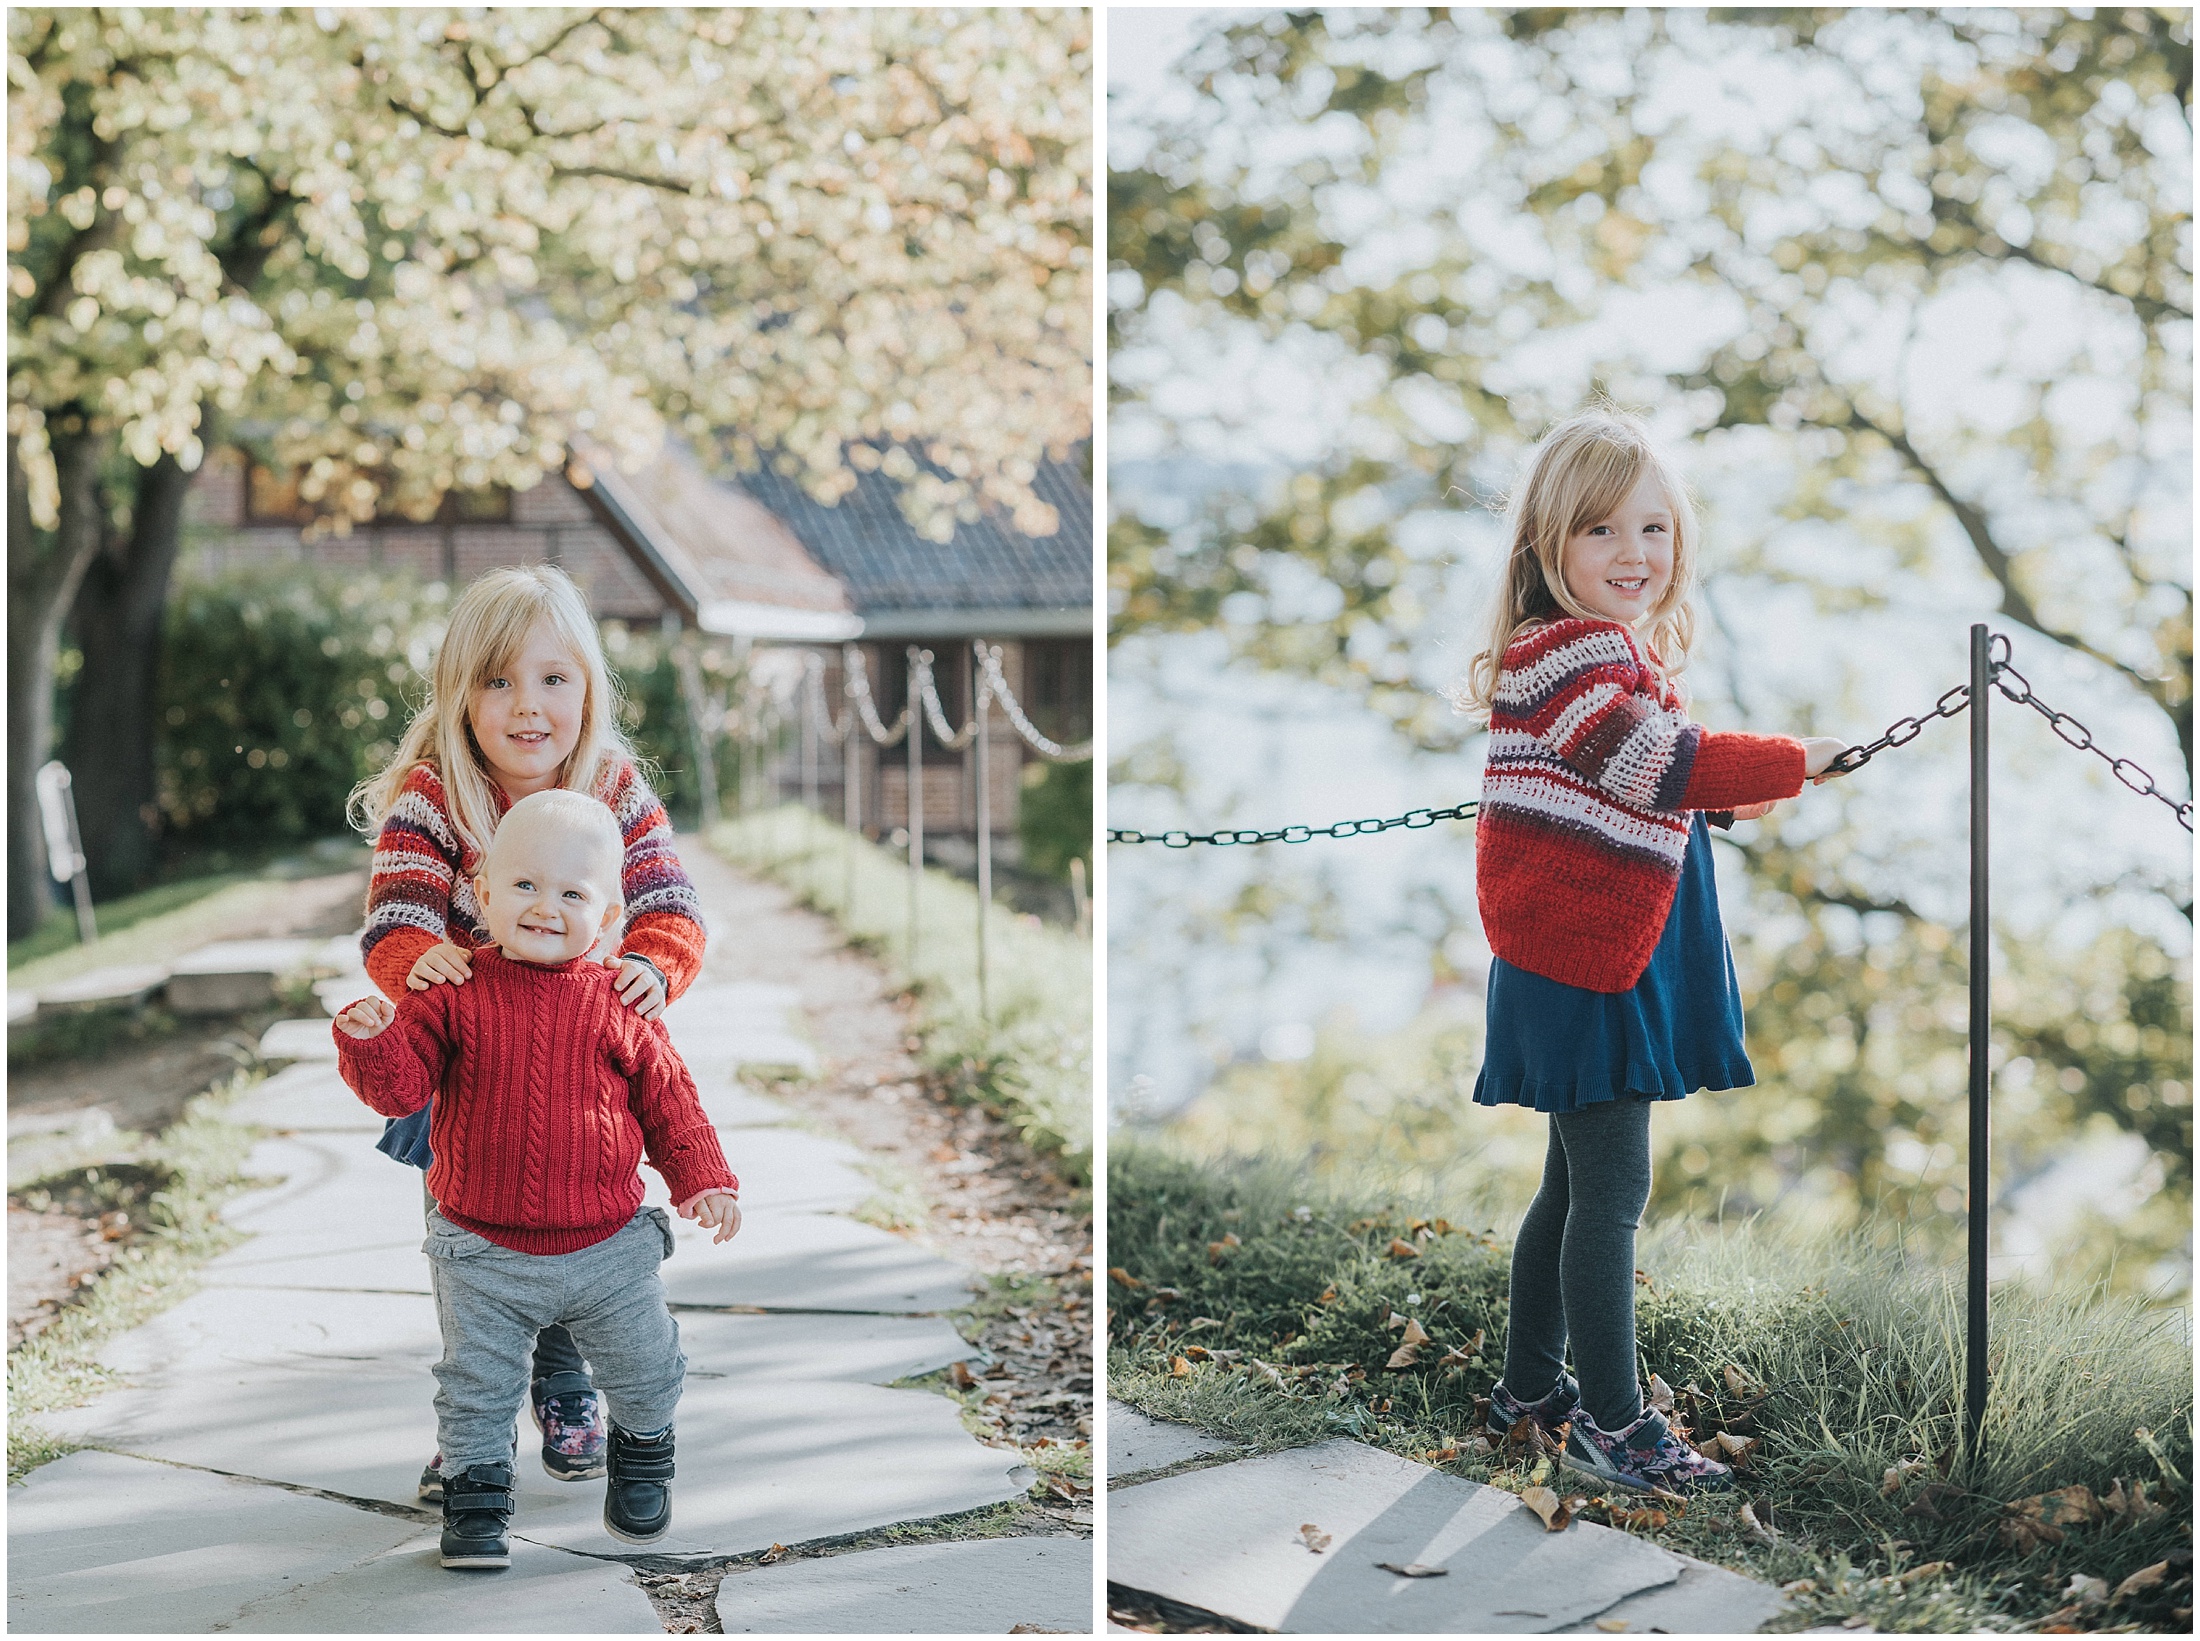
[149,571,724,850]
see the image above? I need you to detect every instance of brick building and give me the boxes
[180,440,1093,847]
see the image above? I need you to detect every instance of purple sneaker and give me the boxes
[1487,1373,1581,1441]
[1564,1406,1733,1494]
[531,1374,607,1483]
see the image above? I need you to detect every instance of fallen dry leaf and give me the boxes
[1170,1355,1194,1378]
[1739,1502,1779,1544]
[1384,1309,1408,1331]
[2063,1574,2109,1609]
[1595,1620,1629,1633]
[1316,1284,1339,1304]
[759,1543,789,1564]
[1902,1482,1964,1522]
[946,1361,979,1391]
[1646,1373,1675,1413]
[1463,1434,1495,1457]
[1107,1267,1141,1289]
[1376,1562,1449,1578]
[1183,1345,1212,1361]
[2002,1484,2104,1549]
[1206,1233,1241,1265]
[1723,1363,1767,1400]
[2102,1478,2166,1528]
[1399,1319,1432,1348]
[1298,1523,1331,1554]
[1881,1457,1927,1498]
[1520,1486,1585,1532]
[2111,1561,2169,1605]
[1386,1237,1422,1260]
[1603,1502,1670,1532]
[1415,1445,1461,1465]
[1385,1343,1421,1370]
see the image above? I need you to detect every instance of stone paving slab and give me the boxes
[227,1060,380,1129]
[8,1449,422,1634]
[1107,1441,1680,1634]
[258,1017,342,1061]
[50,1335,1012,1544]
[713,1535,1092,1633]
[661,1209,975,1314]
[662,1122,873,1216]
[698,1082,804,1128]
[33,962,171,1011]
[1582,1547,1788,1634]
[7,1450,660,1634]
[664,981,819,1075]
[1107,1402,1240,1481]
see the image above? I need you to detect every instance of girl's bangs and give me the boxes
[1559,442,1649,541]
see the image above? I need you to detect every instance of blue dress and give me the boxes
[1473,812,1754,1113]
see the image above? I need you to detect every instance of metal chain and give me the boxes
[1985,637,2193,833]
[975,641,1094,762]
[1108,802,1478,848]
[1110,631,2192,843]
[1823,683,1975,776]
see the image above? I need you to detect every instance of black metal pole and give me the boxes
[1966,623,1990,1457]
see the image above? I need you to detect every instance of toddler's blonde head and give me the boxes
[1455,409,1701,722]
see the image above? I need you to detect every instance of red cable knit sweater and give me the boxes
[333,949,736,1254]
[1476,617,1806,994]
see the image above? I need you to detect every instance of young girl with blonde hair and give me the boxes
[352,563,708,1499]
[1461,409,1849,1493]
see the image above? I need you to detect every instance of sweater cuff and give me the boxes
[620,913,705,1001]
[1679,732,1806,811]
[653,1121,737,1206]
[363,927,439,1002]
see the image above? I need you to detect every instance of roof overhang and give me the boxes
[851,607,1095,640]
[697,600,866,642]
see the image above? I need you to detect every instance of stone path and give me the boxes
[1104,1404,1785,1635]
[8,840,1092,1633]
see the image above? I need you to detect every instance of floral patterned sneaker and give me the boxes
[1563,1406,1734,1493]
[419,1453,445,1503]
[531,1373,608,1483]
[1487,1373,1582,1440]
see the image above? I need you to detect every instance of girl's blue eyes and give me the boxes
[1587,523,1667,535]
[484,675,569,688]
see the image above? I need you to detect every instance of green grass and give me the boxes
[7,1072,265,1481]
[710,807,1092,1184]
[7,873,250,972]
[1107,1143,2194,1633]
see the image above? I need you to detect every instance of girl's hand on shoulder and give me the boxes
[335,995,396,1039]
[613,955,667,1019]
[406,942,474,990]
[1800,736,1851,783]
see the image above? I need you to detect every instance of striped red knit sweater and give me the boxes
[361,760,705,1004]
[1476,617,1805,994]
[334,949,735,1254]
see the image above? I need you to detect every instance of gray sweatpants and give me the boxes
[425,1205,687,1475]
[1501,1097,1655,1432]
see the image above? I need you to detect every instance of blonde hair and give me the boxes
[483,788,626,885]
[1455,409,1700,723]
[351,565,635,864]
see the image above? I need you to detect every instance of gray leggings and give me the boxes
[1501,1097,1654,1432]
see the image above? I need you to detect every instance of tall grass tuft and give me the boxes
[1108,1140,2194,1632]
[711,806,1091,1183]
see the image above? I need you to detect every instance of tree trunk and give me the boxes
[8,428,108,940]
[63,452,191,898]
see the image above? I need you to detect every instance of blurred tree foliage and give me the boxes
[1114,7,2191,1286]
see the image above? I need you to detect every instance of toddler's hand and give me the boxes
[612,955,667,1019]
[1801,736,1852,784]
[407,941,474,990]
[1730,799,1780,822]
[335,995,396,1039]
[682,1190,742,1244]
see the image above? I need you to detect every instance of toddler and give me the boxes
[334,788,741,1567]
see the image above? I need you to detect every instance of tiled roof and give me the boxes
[731,451,1093,618]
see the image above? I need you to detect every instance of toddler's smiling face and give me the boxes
[472,800,624,967]
[1560,468,1675,627]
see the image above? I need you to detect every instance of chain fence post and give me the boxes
[1967,621,1991,1461]
[974,641,992,1021]
[907,646,925,975]
[802,651,820,820]
[842,646,859,920]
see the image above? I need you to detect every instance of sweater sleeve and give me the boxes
[605,764,707,1001]
[1511,620,1804,814]
[333,987,455,1118]
[362,764,472,1001]
[621,1019,737,1206]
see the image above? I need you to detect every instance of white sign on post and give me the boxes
[34,761,97,943]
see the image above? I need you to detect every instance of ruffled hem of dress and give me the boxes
[1472,1059,1756,1114]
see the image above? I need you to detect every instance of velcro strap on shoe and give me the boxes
[615,1453,676,1481]
[1623,1411,1672,1453]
